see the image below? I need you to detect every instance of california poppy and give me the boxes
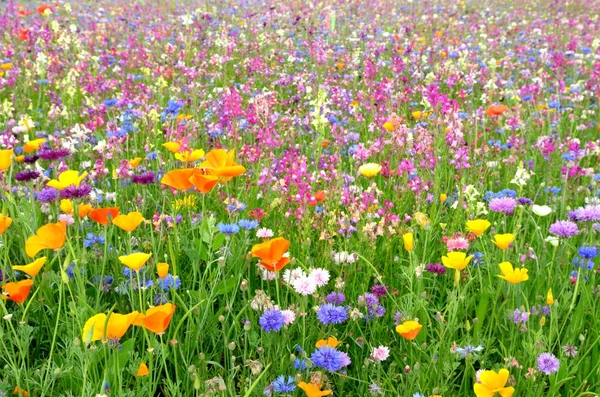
[315,337,341,348]
[0,214,13,234]
[403,232,414,252]
[251,237,291,272]
[112,211,144,232]
[129,157,142,168]
[13,257,47,277]
[189,173,219,193]
[199,148,246,182]
[492,233,515,250]
[119,252,152,272]
[473,368,514,397]
[297,382,331,397]
[175,149,205,163]
[18,29,30,41]
[396,320,422,340]
[36,5,52,14]
[157,262,169,279]
[547,289,554,305]
[1,279,34,303]
[13,387,29,397]
[136,363,149,377]
[88,207,120,225]
[134,303,176,334]
[78,203,93,218]
[25,222,67,257]
[497,262,529,284]
[47,170,88,190]
[358,163,381,178]
[485,104,509,118]
[0,149,13,171]
[60,199,73,214]
[23,138,46,153]
[162,141,182,153]
[309,190,326,206]
[82,311,140,343]
[160,168,199,191]
[441,251,473,271]
[466,219,491,236]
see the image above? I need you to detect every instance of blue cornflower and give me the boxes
[272,376,296,393]
[311,347,344,372]
[578,246,598,259]
[157,274,181,290]
[238,219,259,230]
[325,292,345,304]
[37,187,57,203]
[317,304,347,325]
[217,223,240,235]
[293,358,306,370]
[84,233,105,248]
[259,309,285,332]
[455,344,484,358]
[103,99,118,107]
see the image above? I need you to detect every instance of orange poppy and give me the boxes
[251,237,291,272]
[18,29,30,41]
[309,190,326,206]
[82,311,140,343]
[2,279,34,303]
[160,168,199,191]
[136,363,149,377]
[298,382,331,397]
[13,387,29,397]
[0,214,13,234]
[199,149,246,182]
[157,262,169,278]
[13,257,47,277]
[78,203,93,218]
[36,5,52,14]
[134,303,176,334]
[88,207,120,225]
[396,320,423,340]
[485,104,509,117]
[189,173,219,193]
[25,222,67,257]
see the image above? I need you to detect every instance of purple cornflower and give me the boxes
[569,205,600,222]
[259,309,285,332]
[317,303,348,325]
[60,183,92,199]
[357,292,379,307]
[272,376,295,393]
[512,308,529,324]
[425,263,446,275]
[537,352,560,375]
[549,220,579,238]
[371,284,390,297]
[325,291,345,304]
[577,246,598,259]
[23,155,39,164]
[131,172,155,184]
[14,170,40,182]
[489,197,517,215]
[517,197,533,205]
[37,187,57,203]
[38,148,70,160]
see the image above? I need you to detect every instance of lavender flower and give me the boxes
[549,220,579,238]
[259,309,285,333]
[15,170,40,182]
[317,304,348,325]
[37,187,58,203]
[489,197,517,215]
[537,352,560,375]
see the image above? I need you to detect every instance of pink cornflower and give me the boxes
[371,346,390,362]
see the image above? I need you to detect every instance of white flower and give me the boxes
[292,275,317,295]
[181,14,193,26]
[510,163,533,187]
[282,268,305,284]
[308,268,330,287]
[371,346,390,361]
[532,205,552,217]
[256,228,274,239]
[281,309,296,325]
[544,235,559,247]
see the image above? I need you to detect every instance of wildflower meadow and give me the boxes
[1,0,600,396]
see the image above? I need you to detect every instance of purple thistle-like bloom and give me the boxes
[60,183,92,199]
[549,220,579,238]
[131,172,155,184]
[37,187,58,202]
[325,291,345,304]
[426,263,447,275]
[23,155,39,164]
[537,352,560,375]
[317,303,348,325]
[259,309,285,332]
[358,292,379,307]
[517,197,533,205]
[371,284,390,297]
[569,205,600,222]
[489,197,517,215]
[38,148,70,160]
[15,170,40,182]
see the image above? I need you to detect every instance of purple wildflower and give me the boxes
[14,170,40,182]
[38,148,70,161]
[549,220,579,238]
[489,197,517,215]
[37,187,58,203]
[60,183,92,199]
[537,352,560,375]
[426,263,446,275]
[569,205,600,222]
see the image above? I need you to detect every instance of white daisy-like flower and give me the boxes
[292,275,317,295]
